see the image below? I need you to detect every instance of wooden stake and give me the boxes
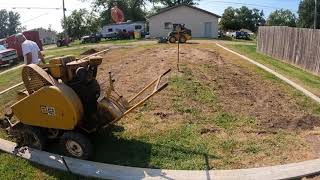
[177,27,181,72]
[177,37,180,72]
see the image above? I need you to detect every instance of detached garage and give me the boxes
[148,5,221,38]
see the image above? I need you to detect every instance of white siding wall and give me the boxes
[149,6,219,38]
[35,29,57,45]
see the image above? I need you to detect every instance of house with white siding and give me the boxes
[32,28,57,45]
[148,5,221,38]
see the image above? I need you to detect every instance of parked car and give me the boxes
[104,32,118,39]
[218,31,223,38]
[0,45,18,66]
[230,31,250,40]
[56,38,69,47]
[81,34,101,44]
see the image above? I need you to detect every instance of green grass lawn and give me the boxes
[0,41,319,179]
[225,43,320,97]
[0,152,81,180]
[67,39,139,47]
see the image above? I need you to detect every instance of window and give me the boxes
[108,28,113,32]
[164,22,172,29]
[0,45,6,50]
[135,25,142,30]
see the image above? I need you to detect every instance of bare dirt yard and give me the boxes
[88,41,320,170]
[99,44,319,130]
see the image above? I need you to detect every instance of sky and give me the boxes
[0,0,301,32]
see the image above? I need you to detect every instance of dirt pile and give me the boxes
[81,48,98,55]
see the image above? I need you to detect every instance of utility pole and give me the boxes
[62,0,68,39]
[315,0,318,29]
[62,0,66,23]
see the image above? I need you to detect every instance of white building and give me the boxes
[148,5,221,38]
[32,28,57,45]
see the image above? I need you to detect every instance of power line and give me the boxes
[201,0,297,11]
[21,11,58,25]
[203,0,279,8]
[0,6,62,10]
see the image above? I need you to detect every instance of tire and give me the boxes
[13,58,18,64]
[14,125,47,150]
[9,58,17,66]
[168,36,176,43]
[60,132,93,160]
[179,36,187,43]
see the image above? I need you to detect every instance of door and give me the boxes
[204,22,212,38]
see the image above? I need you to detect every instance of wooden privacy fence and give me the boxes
[257,26,320,75]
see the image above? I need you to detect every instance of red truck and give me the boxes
[5,31,43,60]
[0,31,42,66]
[0,44,18,66]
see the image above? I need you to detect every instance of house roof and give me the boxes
[106,21,145,26]
[148,4,221,19]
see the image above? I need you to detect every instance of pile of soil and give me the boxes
[81,48,98,55]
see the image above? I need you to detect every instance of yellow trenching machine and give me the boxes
[0,54,170,159]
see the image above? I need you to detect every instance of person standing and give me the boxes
[15,34,45,65]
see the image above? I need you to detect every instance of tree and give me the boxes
[91,0,199,24]
[252,8,266,32]
[92,0,146,26]
[298,0,320,28]
[86,13,102,33]
[0,10,9,38]
[7,11,21,35]
[147,5,165,17]
[16,26,26,33]
[0,9,22,38]
[236,6,255,31]
[219,7,240,31]
[219,6,265,32]
[151,0,200,7]
[62,9,101,39]
[267,9,297,27]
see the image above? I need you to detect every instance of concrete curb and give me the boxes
[0,138,319,180]
[215,43,320,103]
